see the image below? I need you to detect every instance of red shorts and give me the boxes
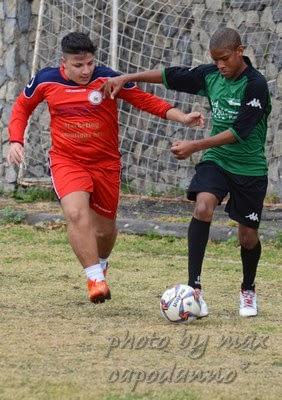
[49,154,121,219]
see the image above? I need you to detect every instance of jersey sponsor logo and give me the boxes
[227,99,241,106]
[245,212,259,222]
[246,98,262,109]
[211,99,238,121]
[88,90,103,105]
[65,88,87,93]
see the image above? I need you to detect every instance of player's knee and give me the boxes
[239,238,257,250]
[238,230,258,249]
[64,207,87,225]
[194,202,214,221]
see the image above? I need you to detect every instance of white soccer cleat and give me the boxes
[194,289,209,318]
[239,289,258,317]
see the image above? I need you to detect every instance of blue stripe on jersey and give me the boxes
[24,65,135,97]
[24,67,77,97]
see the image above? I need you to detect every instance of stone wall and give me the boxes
[0,0,39,189]
[1,0,281,199]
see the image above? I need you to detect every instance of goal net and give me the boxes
[20,0,281,197]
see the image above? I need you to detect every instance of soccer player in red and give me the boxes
[7,32,204,304]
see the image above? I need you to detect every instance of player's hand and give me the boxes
[182,111,205,128]
[7,142,24,166]
[100,76,127,99]
[170,140,196,160]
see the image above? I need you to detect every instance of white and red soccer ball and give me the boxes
[160,284,201,323]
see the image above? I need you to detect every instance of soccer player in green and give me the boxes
[101,28,271,317]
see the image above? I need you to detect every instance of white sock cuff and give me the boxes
[85,263,104,281]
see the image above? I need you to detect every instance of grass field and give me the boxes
[0,224,281,400]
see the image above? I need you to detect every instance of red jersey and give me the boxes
[9,66,173,168]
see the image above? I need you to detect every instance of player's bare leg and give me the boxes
[90,209,118,275]
[61,191,99,266]
[193,192,218,222]
[91,210,118,276]
[61,191,111,303]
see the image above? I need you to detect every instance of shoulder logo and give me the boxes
[26,76,35,88]
[245,212,259,222]
[88,90,103,105]
[246,98,262,109]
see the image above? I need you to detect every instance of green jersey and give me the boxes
[162,57,271,176]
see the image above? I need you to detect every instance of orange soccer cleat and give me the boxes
[87,279,111,303]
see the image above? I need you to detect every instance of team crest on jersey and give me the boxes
[88,90,103,105]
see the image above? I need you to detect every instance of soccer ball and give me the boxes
[160,284,201,323]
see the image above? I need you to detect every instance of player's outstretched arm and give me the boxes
[166,109,205,128]
[101,70,162,99]
[7,142,24,166]
[109,75,205,127]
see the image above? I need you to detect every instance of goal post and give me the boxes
[110,0,119,70]
[18,0,282,198]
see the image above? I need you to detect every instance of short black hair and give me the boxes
[61,32,96,54]
[209,28,242,51]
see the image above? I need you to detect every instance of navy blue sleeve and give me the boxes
[232,75,270,140]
